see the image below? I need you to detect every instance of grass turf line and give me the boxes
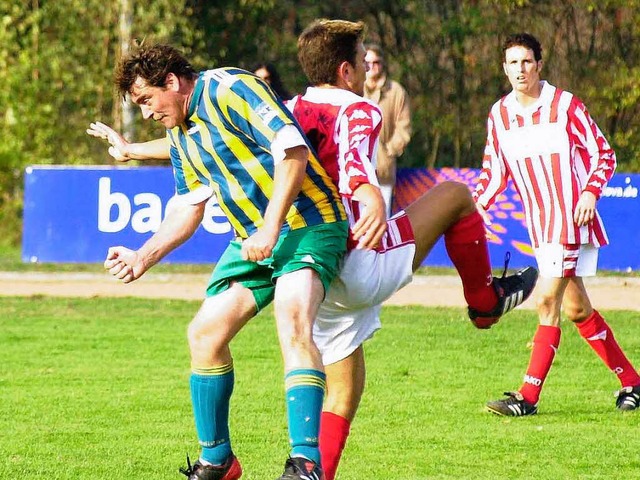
[1,297,639,479]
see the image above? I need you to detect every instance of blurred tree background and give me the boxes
[2,0,640,249]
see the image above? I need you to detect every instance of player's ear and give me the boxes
[336,61,351,86]
[164,72,180,92]
[502,62,508,77]
[336,61,355,90]
[536,59,544,73]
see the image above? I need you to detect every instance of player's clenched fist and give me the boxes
[241,227,278,262]
[104,246,144,283]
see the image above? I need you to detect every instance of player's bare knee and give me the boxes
[187,319,224,353]
[565,304,591,323]
[439,181,475,215]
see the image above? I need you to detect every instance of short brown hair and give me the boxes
[297,19,366,86]
[503,33,542,62]
[115,43,197,97]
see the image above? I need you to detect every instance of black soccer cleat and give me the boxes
[179,454,242,480]
[486,391,538,417]
[468,252,538,329]
[615,385,640,411]
[276,456,325,480]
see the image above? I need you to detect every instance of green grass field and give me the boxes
[2,297,640,479]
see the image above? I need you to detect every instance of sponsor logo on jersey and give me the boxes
[348,109,371,121]
[256,102,278,124]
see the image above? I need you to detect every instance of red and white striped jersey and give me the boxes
[474,81,616,248]
[288,87,382,248]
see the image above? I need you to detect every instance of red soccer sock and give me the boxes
[519,325,561,405]
[575,310,640,388]
[319,411,351,480]
[444,211,498,312]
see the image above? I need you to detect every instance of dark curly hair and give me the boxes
[115,43,197,98]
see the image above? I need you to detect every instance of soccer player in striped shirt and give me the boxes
[474,32,640,416]
[102,44,350,480]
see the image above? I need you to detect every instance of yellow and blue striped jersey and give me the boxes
[167,68,345,238]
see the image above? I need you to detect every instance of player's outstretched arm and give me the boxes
[87,121,170,162]
[104,195,206,283]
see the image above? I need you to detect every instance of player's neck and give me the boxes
[514,81,542,108]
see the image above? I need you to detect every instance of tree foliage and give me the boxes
[3,0,640,247]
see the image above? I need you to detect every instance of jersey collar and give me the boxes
[187,73,205,119]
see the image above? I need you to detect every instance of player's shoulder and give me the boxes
[544,83,587,114]
[201,67,257,88]
[344,93,380,113]
[301,87,377,109]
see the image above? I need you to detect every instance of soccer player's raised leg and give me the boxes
[405,180,538,328]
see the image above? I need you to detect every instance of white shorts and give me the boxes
[314,212,416,365]
[534,243,598,278]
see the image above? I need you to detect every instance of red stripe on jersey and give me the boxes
[591,213,606,246]
[568,99,588,140]
[549,153,566,243]
[518,159,541,246]
[516,114,524,127]
[538,157,554,241]
[499,99,510,130]
[549,88,562,123]
[532,109,541,125]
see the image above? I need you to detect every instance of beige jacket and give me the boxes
[364,75,412,185]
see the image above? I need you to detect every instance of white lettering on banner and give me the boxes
[97,177,231,234]
[131,193,163,233]
[602,176,638,198]
[98,177,132,232]
[202,200,232,234]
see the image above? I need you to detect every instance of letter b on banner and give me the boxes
[98,177,131,232]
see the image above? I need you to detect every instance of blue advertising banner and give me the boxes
[393,167,640,272]
[22,165,640,271]
[22,166,233,264]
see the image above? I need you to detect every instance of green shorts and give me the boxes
[206,221,348,311]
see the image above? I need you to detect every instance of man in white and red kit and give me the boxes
[293,20,537,479]
[474,32,640,417]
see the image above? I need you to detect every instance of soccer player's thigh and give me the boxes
[405,181,474,263]
[272,222,348,326]
[562,245,598,317]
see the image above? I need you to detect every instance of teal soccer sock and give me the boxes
[285,369,326,464]
[190,365,234,465]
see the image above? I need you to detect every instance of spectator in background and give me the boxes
[364,44,411,216]
[253,62,293,100]
[475,32,640,417]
